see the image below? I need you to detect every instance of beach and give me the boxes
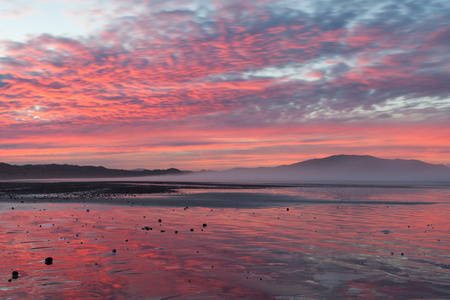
[1,181,449,299]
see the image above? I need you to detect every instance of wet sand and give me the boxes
[1,181,449,299]
[0,181,439,208]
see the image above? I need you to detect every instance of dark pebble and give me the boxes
[12,271,18,279]
[158,219,162,223]
[202,223,207,227]
[112,249,117,253]
[190,228,194,232]
[45,257,53,265]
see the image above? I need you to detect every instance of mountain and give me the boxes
[272,155,450,181]
[0,162,187,179]
[2,155,449,182]
[151,155,450,183]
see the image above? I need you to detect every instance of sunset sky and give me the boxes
[1,0,449,170]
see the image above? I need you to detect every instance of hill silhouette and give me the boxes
[272,155,450,181]
[0,162,186,179]
[151,155,450,183]
[2,155,450,182]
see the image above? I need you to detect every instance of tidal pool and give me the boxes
[1,184,449,299]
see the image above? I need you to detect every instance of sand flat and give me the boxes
[1,182,449,299]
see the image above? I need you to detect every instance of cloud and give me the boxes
[1,0,450,168]
[0,0,34,19]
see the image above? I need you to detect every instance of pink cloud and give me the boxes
[1,1,450,169]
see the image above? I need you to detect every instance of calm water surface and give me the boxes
[1,185,449,299]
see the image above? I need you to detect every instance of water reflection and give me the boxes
[0,186,449,299]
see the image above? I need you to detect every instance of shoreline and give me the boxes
[1,192,438,209]
[0,181,443,208]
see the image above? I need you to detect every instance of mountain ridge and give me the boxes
[220,154,450,182]
[0,162,187,179]
[1,155,450,182]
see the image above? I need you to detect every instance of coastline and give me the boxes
[0,181,440,208]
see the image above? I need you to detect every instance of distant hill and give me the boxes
[150,155,450,183]
[0,162,187,179]
[272,155,450,182]
[2,155,450,182]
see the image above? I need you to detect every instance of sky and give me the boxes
[1,0,450,170]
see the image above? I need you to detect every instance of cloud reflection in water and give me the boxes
[0,186,449,299]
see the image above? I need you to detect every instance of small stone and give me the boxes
[112,249,117,253]
[202,223,207,227]
[45,257,53,265]
[286,208,289,211]
[158,219,162,223]
[190,228,194,232]
[12,271,18,279]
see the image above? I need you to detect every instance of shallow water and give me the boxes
[1,185,449,299]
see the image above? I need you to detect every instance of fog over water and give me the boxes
[133,155,450,183]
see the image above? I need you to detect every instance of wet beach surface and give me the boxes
[0,181,449,299]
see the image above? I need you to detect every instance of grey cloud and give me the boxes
[2,0,450,127]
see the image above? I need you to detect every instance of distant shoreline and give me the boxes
[0,181,442,208]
